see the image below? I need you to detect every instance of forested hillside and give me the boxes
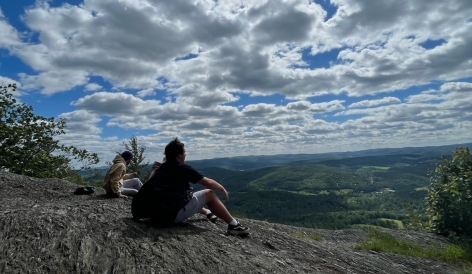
[86,144,469,231]
[194,152,440,230]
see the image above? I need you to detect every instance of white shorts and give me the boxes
[173,190,207,223]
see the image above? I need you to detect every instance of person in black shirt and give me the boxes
[132,138,249,235]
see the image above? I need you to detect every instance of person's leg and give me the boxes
[123,178,143,190]
[174,190,207,223]
[203,189,249,235]
[121,188,139,196]
[203,189,234,223]
[200,207,217,223]
[200,208,212,215]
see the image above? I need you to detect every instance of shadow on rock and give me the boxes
[121,217,210,240]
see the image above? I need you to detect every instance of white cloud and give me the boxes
[59,110,102,134]
[405,89,443,104]
[440,82,472,92]
[84,83,102,92]
[0,76,16,86]
[19,70,89,95]
[72,91,161,116]
[1,0,472,161]
[137,88,156,98]
[0,0,468,99]
[349,97,401,108]
[0,76,23,97]
[0,9,22,48]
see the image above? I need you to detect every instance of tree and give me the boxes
[426,147,472,236]
[123,135,151,181]
[0,83,99,183]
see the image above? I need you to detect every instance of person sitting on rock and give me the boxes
[103,151,143,198]
[132,138,249,235]
[148,160,217,223]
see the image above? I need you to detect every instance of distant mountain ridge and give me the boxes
[88,142,471,173]
[186,142,471,170]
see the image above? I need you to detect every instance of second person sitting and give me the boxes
[103,151,143,198]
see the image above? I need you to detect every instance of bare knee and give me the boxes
[204,189,216,203]
[204,189,214,195]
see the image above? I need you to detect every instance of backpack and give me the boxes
[131,171,191,226]
[74,186,96,195]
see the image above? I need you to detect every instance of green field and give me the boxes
[415,187,429,191]
[350,224,387,230]
[378,218,404,229]
[357,166,391,171]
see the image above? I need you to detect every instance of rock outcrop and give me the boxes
[0,172,461,273]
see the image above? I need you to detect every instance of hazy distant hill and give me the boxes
[190,146,455,230]
[187,142,471,170]
[82,143,470,230]
[87,142,470,173]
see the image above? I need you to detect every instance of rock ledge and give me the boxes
[0,173,460,273]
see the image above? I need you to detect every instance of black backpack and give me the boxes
[131,171,190,226]
[74,186,96,195]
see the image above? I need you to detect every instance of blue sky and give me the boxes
[0,0,471,164]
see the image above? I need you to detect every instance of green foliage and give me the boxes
[404,202,429,231]
[247,163,431,194]
[461,268,472,274]
[427,147,472,236]
[355,229,472,265]
[0,83,99,182]
[123,135,151,182]
[223,190,406,229]
[82,168,106,187]
[183,151,440,230]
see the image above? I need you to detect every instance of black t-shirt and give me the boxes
[131,160,204,226]
[150,159,204,194]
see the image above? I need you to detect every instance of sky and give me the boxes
[0,0,471,164]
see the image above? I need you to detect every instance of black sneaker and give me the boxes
[206,213,217,223]
[227,223,249,236]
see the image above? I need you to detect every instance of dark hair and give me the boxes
[121,150,134,161]
[164,137,185,161]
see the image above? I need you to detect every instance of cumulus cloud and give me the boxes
[0,76,23,97]
[84,83,102,92]
[440,82,472,92]
[71,91,161,116]
[348,97,401,108]
[137,88,156,98]
[19,70,89,95]
[0,76,15,85]
[59,110,102,134]
[1,0,469,99]
[0,9,22,48]
[0,0,471,161]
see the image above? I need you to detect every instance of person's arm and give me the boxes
[152,161,161,170]
[122,172,137,180]
[197,177,229,200]
[148,161,161,179]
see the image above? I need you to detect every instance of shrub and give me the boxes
[0,83,99,183]
[426,147,472,236]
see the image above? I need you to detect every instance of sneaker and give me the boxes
[227,223,250,236]
[206,213,217,223]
